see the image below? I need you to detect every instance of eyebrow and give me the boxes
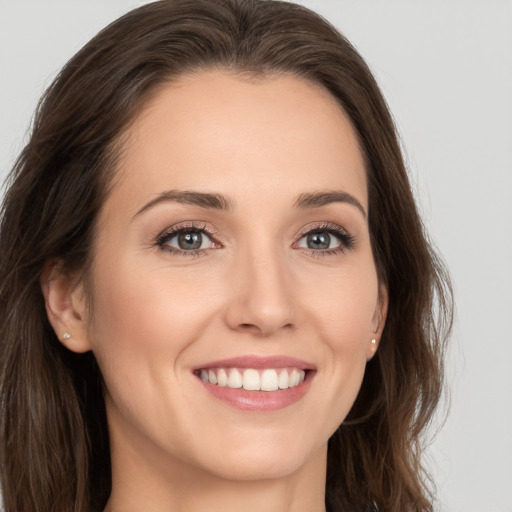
[294,191,367,219]
[134,190,234,217]
[134,189,366,219]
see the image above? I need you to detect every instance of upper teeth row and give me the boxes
[199,368,306,391]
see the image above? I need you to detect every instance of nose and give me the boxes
[224,246,295,337]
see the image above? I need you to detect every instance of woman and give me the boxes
[0,1,452,511]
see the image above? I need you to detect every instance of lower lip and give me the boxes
[197,372,314,412]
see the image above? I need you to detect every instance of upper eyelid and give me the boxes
[156,221,348,235]
[154,220,353,248]
[296,222,350,237]
[157,222,217,240]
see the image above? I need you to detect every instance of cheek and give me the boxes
[85,259,220,400]
[84,260,222,438]
[303,264,378,410]
[89,259,213,346]
[307,264,378,346]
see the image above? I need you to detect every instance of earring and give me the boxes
[62,332,71,341]
[371,338,376,345]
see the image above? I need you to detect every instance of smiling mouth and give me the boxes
[195,367,307,391]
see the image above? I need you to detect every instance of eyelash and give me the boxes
[155,222,220,258]
[295,223,355,258]
[154,222,355,257]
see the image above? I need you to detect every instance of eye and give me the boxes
[170,230,210,250]
[299,231,338,250]
[156,225,217,254]
[295,224,355,253]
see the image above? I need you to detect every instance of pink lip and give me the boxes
[193,355,316,412]
[194,355,316,371]
[198,378,313,411]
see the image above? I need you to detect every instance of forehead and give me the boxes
[109,70,367,215]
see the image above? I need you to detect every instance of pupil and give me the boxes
[178,231,202,250]
[307,232,330,250]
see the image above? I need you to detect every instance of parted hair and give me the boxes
[0,1,452,511]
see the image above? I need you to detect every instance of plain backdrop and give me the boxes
[1,1,511,511]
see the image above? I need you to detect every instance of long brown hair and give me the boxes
[0,1,452,511]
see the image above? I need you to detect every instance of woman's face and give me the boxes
[79,71,385,482]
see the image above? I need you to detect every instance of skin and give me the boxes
[44,71,387,512]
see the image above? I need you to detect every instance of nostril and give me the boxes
[238,323,261,333]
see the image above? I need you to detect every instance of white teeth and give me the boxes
[242,369,260,390]
[261,369,279,391]
[289,369,300,387]
[199,367,307,391]
[217,368,228,387]
[227,368,243,388]
[208,370,217,385]
[278,369,289,389]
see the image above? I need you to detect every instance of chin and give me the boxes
[204,453,314,482]
[190,433,326,482]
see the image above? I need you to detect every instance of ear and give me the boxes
[367,283,388,360]
[40,260,92,353]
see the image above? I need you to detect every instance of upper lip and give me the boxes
[194,355,316,371]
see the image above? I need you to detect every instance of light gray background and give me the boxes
[1,1,511,511]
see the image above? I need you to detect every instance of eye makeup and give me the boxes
[154,222,221,257]
[153,219,355,259]
[294,222,356,258]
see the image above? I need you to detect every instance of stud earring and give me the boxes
[62,332,71,341]
[371,338,376,345]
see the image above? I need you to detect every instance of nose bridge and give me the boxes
[225,235,295,336]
